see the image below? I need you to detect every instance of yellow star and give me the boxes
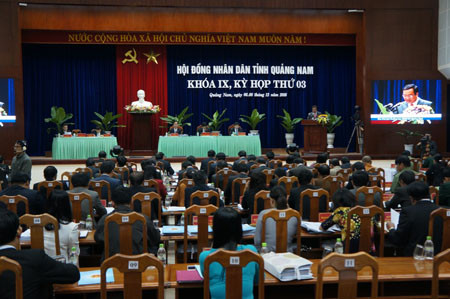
[143,50,161,64]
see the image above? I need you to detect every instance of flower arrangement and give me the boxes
[316,112,343,133]
[124,104,160,114]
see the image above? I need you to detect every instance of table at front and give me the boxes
[52,137,118,160]
[157,136,262,157]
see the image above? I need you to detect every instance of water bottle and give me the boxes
[220,191,225,203]
[69,246,78,266]
[260,242,270,256]
[179,213,185,226]
[334,238,344,254]
[85,214,93,231]
[424,236,434,260]
[157,243,167,265]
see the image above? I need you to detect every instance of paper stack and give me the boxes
[263,252,313,282]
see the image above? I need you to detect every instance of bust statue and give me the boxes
[131,89,153,108]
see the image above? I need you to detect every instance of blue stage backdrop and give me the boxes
[23,44,117,156]
[167,45,356,151]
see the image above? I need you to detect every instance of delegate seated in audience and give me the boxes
[344,162,365,190]
[0,155,10,189]
[340,156,352,169]
[200,149,216,174]
[439,167,450,207]
[185,171,222,208]
[329,158,341,176]
[247,154,257,168]
[254,186,298,252]
[155,152,175,175]
[200,207,259,299]
[390,155,415,193]
[384,170,415,210]
[225,163,249,205]
[187,155,196,167]
[211,160,230,190]
[265,151,275,162]
[143,165,167,200]
[68,172,107,221]
[425,154,446,187]
[310,152,328,168]
[177,160,193,181]
[362,155,373,171]
[208,152,228,181]
[313,164,331,192]
[116,155,132,182]
[92,160,122,199]
[32,166,67,198]
[351,170,382,207]
[43,190,79,262]
[0,209,80,299]
[241,172,267,220]
[0,172,45,217]
[249,157,270,174]
[289,167,327,220]
[386,181,442,256]
[232,150,247,171]
[269,167,287,189]
[94,186,160,260]
[129,171,159,221]
[96,150,107,163]
[86,157,100,178]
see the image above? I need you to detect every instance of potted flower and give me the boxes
[44,106,74,136]
[160,106,193,129]
[202,109,230,134]
[395,129,423,153]
[276,109,303,145]
[317,112,343,148]
[239,108,266,135]
[91,111,126,135]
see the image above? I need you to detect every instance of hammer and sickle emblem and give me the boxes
[122,48,138,64]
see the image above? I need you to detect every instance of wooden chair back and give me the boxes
[428,208,450,252]
[323,175,345,197]
[203,249,264,299]
[415,172,427,182]
[61,172,75,189]
[143,179,160,193]
[0,181,2,191]
[429,186,439,205]
[231,177,249,205]
[261,208,301,255]
[156,161,165,172]
[250,164,260,171]
[89,180,112,204]
[190,190,220,207]
[253,190,272,214]
[175,179,194,207]
[367,167,385,179]
[207,160,215,175]
[184,204,218,263]
[94,161,103,168]
[0,256,23,299]
[346,205,384,257]
[104,212,147,258]
[411,158,422,171]
[68,192,93,223]
[355,186,383,208]
[19,213,61,256]
[131,192,161,225]
[178,178,194,188]
[432,248,450,299]
[268,159,283,169]
[0,195,28,214]
[37,180,64,198]
[316,252,379,299]
[283,163,296,170]
[100,253,164,299]
[262,168,275,187]
[337,168,352,182]
[277,176,299,196]
[368,174,386,192]
[299,189,329,221]
[75,167,94,178]
[114,167,130,183]
[215,169,237,191]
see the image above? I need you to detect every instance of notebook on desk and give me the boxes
[176,265,204,283]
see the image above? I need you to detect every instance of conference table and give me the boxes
[52,136,118,160]
[157,135,262,157]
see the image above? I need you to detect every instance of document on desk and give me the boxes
[384,208,400,232]
[78,269,114,285]
[263,252,313,281]
[301,221,340,233]
[162,206,186,212]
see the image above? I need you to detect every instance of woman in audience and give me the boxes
[143,165,167,200]
[241,171,268,222]
[254,186,298,252]
[44,189,79,262]
[200,207,259,299]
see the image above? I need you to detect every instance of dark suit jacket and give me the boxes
[200,157,215,174]
[241,188,268,223]
[232,158,247,171]
[426,162,445,187]
[92,174,122,199]
[0,185,45,217]
[157,159,174,175]
[197,126,212,133]
[228,127,244,135]
[0,248,79,299]
[94,205,161,260]
[224,173,248,205]
[384,186,411,210]
[169,126,182,134]
[387,200,442,256]
[184,185,222,208]
[289,184,328,220]
[88,166,100,178]
[129,185,159,220]
[439,182,450,207]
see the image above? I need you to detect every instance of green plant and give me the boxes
[276,109,303,133]
[160,106,193,127]
[395,129,423,144]
[323,112,343,133]
[44,106,74,134]
[91,111,126,132]
[202,109,230,131]
[239,108,266,130]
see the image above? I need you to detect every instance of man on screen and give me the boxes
[0,102,6,116]
[395,84,432,114]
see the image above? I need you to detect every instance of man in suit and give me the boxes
[228,122,244,135]
[232,150,247,171]
[385,170,415,210]
[0,209,80,299]
[208,152,228,181]
[97,150,107,163]
[0,172,45,217]
[329,158,342,176]
[10,140,32,181]
[155,152,174,175]
[32,166,68,199]
[438,167,450,207]
[211,160,229,190]
[177,160,193,181]
[94,186,160,260]
[225,163,249,205]
[185,171,223,208]
[351,170,381,207]
[197,122,212,134]
[394,84,433,114]
[250,157,270,174]
[340,156,352,169]
[129,171,159,221]
[92,160,122,199]
[386,181,442,256]
[116,155,132,183]
[169,121,183,134]
[314,164,331,193]
[200,149,216,174]
[86,157,100,178]
[307,105,321,120]
[69,172,107,221]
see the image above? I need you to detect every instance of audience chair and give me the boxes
[261,208,301,255]
[207,160,216,176]
[68,192,93,223]
[37,180,64,199]
[367,167,385,180]
[268,159,283,169]
[323,175,345,197]
[61,171,75,189]
[262,168,274,187]
[316,252,379,299]
[231,177,249,205]
[0,195,28,214]
[428,208,450,252]
[253,190,272,214]
[337,168,352,182]
[75,167,94,178]
[250,164,260,171]
[0,181,3,191]
[432,248,450,299]
[174,179,194,207]
[414,172,427,182]
[277,176,299,196]
[355,186,383,208]
[126,162,138,172]
[131,192,161,226]
[368,174,386,192]
[94,161,103,168]
[114,167,130,184]
[203,249,264,299]
[184,204,218,263]
[283,163,296,170]
[346,205,385,257]
[100,253,164,299]
[143,179,160,194]
[156,161,165,172]
[299,189,329,222]
[429,186,439,205]
[104,212,147,258]
[0,256,23,299]
[215,169,238,191]
[19,213,61,256]
[190,190,220,207]
[89,180,112,205]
